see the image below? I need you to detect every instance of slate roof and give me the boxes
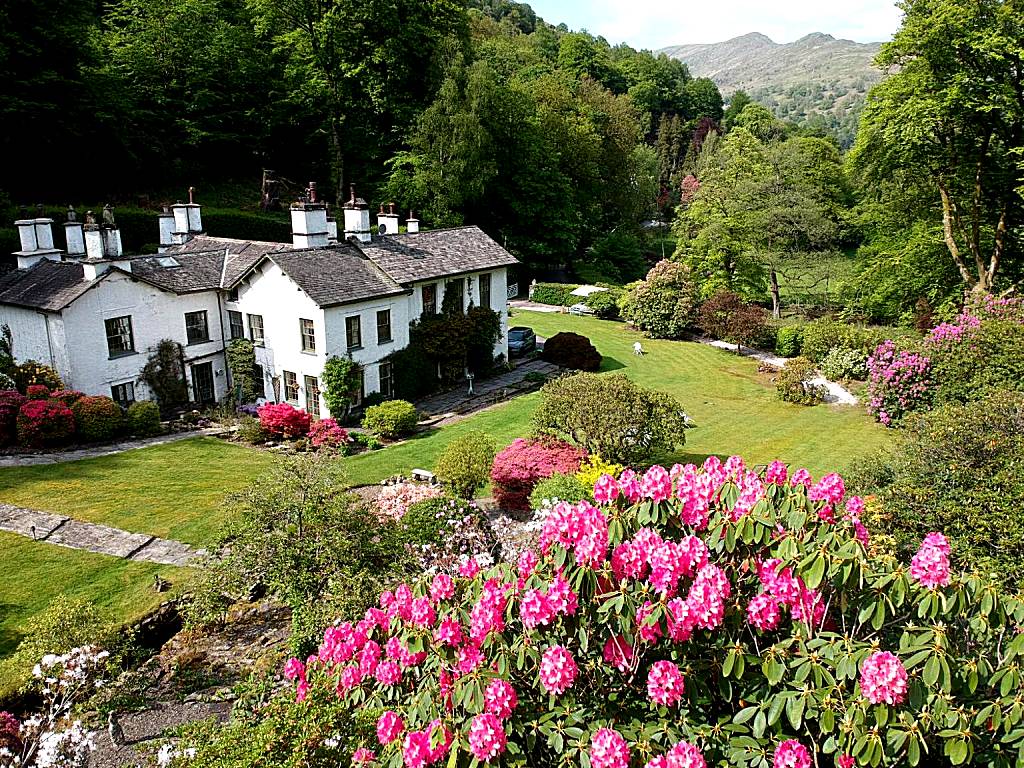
[167,236,289,286]
[359,226,519,284]
[0,260,93,311]
[267,243,407,308]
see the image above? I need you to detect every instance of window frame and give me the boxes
[248,313,265,345]
[479,273,492,310]
[253,363,266,399]
[304,375,319,414]
[228,310,244,340]
[300,318,316,353]
[346,315,362,351]
[184,310,210,345]
[445,279,464,313]
[104,315,135,358]
[283,370,299,403]
[110,381,135,409]
[376,309,393,345]
[422,283,437,315]
[379,361,394,399]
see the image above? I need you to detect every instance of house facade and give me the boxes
[0,192,517,417]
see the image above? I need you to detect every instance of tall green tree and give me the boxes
[851,0,1024,293]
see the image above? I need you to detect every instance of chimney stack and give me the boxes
[158,207,175,252]
[378,202,400,235]
[84,205,123,261]
[406,211,420,234]
[342,185,371,244]
[290,181,329,249]
[13,208,62,269]
[63,206,86,259]
[171,187,203,245]
[325,204,339,244]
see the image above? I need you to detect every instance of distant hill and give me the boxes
[660,32,884,146]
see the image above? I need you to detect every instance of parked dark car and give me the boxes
[508,326,537,357]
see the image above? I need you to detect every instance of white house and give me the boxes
[0,189,518,417]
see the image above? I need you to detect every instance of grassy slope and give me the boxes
[0,438,274,546]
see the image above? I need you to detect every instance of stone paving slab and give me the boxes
[0,504,69,539]
[130,538,205,567]
[45,519,155,559]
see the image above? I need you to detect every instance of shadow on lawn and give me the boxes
[599,357,626,372]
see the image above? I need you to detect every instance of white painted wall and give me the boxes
[0,306,64,378]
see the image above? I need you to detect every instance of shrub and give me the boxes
[350,432,383,451]
[696,290,770,352]
[541,332,602,371]
[126,400,162,437]
[16,399,75,447]
[237,415,270,444]
[13,361,62,393]
[530,282,578,306]
[0,390,26,446]
[49,389,84,408]
[491,437,588,511]
[621,260,698,339]
[776,356,826,405]
[386,344,437,401]
[575,454,625,493]
[286,455,1024,768]
[226,339,259,404]
[819,346,868,381]
[321,357,363,418]
[25,384,50,400]
[465,306,503,375]
[309,418,350,450]
[138,339,188,415]
[434,431,497,499]
[374,480,446,521]
[361,400,419,439]
[71,395,125,442]
[583,290,621,319]
[866,340,933,426]
[850,390,1024,592]
[775,326,803,357]
[533,372,690,465]
[257,402,311,439]
[529,472,586,509]
[801,317,855,363]
[0,373,14,391]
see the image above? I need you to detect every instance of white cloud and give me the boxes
[528,0,903,49]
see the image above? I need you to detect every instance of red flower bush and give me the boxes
[49,390,85,408]
[25,385,50,400]
[309,418,350,449]
[286,456,1024,768]
[16,399,75,447]
[490,437,588,511]
[257,402,311,439]
[0,390,27,446]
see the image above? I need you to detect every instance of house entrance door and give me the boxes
[192,362,216,404]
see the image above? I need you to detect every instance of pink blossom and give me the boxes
[402,729,433,768]
[429,720,453,762]
[612,541,646,581]
[641,465,673,502]
[647,660,686,706]
[520,589,555,630]
[283,657,305,682]
[430,573,455,602]
[649,741,707,768]
[686,564,730,630]
[724,454,745,479]
[352,747,376,765]
[434,616,464,648]
[666,598,696,642]
[594,473,620,504]
[790,468,812,488]
[747,593,782,631]
[468,713,507,762]
[636,601,663,643]
[837,756,855,768]
[409,597,436,628]
[374,660,402,686]
[484,678,518,720]
[517,549,539,578]
[547,571,579,616]
[860,651,908,705]
[765,461,788,485]
[459,556,482,579]
[774,739,812,768]
[910,532,951,589]
[603,635,634,672]
[618,468,642,503]
[376,711,404,745]
[457,643,484,674]
[539,645,578,695]
[591,728,630,768]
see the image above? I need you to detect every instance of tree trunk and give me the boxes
[769,267,781,319]
[331,117,345,209]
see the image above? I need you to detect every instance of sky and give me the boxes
[523,0,903,49]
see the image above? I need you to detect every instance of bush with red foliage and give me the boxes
[541,332,602,371]
[257,402,311,439]
[71,396,126,442]
[50,390,85,408]
[697,290,770,353]
[310,418,350,449]
[25,385,50,400]
[490,437,588,511]
[16,399,75,448]
[0,390,27,446]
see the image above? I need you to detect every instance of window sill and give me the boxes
[252,340,265,347]
[347,345,364,352]
[301,349,318,356]
[377,339,394,346]
[108,351,138,360]
[186,339,212,347]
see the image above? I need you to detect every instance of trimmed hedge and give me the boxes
[541,332,602,371]
[530,283,578,306]
[361,400,419,439]
[127,401,163,437]
[72,396,126,442]
[775,326,803,358]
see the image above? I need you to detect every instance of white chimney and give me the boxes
[63,206,85,258]
[13,216,62,269]
[406,212,420,234]
[158,207,175,252]
[290,182,329,249]
[171,187,202,245]
[326,205,339,244]
[342,185,371,244]
[83,207,123,260]
[377,202,400,235]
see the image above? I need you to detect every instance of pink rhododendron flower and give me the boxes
[434,616,464,648]
[409,596,436,628]
[765,460,788,485]
[402,729,433,768]
[747,593,782,631]
[809,472,846,506]
[593,473,620,504]
[686,564,730,630]
[547,571,579,616]
[352,747,375,765]
[457,643,484,674]
[774,739,812,768]
[377,711,404,745]
[539,645,577,694]
[520,588,555,629]
[618,468,642,503]
[837,756,855,768]
[647,660,686,706]
[468,713,507,762]
[517,549,539,578]
[646,741,707,768]
[641,465,673,502]
[666,597,696,642]
[484,678,518,720]
[603,635,634,672]
[430,573,454,602]
[590,728,629,768]
[459,556,482,579]
[790,468,812,488]
[860,651,908,705]
[910,532,951,588]
[429,719,453,762]
[283,657,305,681]
[374,660,402,686]
[612,540,646,581]
[636,601,663,643]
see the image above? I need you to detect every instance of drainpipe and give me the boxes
[217,292,234,403]
[37,311,57,370]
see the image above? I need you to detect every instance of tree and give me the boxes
[722,89,753,128]
[138,340,188,414]
[321,356,362,418]
[621,260,699,339]
[850,0,1024,293]
[696,290,770,352]
[226,339,259,403]
[532,372,690,464]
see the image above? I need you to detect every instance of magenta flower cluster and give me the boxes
[866,339,933,426]
[910,531,951,589]
[859,650,909,705]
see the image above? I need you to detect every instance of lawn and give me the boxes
[0,438,274,546]
[0,532,193,696]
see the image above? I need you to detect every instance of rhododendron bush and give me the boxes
[275,456,1024,768]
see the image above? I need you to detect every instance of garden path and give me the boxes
[0,427,228,468]
[0,503,204,566]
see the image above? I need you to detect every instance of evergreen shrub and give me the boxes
[541,332,602,371]
[71,396,126,442]
[361,400,419,439]
[126,401,163,437]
